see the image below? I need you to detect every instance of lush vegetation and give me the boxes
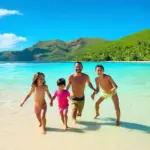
[0,29,150,61]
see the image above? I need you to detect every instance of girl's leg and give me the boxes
[34,107,42,127]
[41,104,47,134]
[94,96,104,119]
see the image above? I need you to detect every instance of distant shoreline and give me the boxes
[0,61,150,63]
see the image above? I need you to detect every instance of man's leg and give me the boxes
[112,94,120,126]
[94,96,104,119]
[71,102,77,125]
[77,101,84,117]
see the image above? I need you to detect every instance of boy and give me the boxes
[91,65,121,126]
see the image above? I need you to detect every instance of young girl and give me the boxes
[50,78,70,130]
[20,72,52,134]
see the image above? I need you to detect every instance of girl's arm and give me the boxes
[20,86,34,107]
[86,75,96,91]
[50,95,56,107]
[45,85,52,101]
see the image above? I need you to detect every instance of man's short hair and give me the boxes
[74,61,83,66]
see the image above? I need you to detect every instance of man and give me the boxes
[66,62,96,124]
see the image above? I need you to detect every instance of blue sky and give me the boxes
[0,0,150,51]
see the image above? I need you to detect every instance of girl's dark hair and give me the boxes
[57,78,66,86]
[95,65,104,71]
[32,72,46,86]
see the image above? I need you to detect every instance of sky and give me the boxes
[0,0,150,51]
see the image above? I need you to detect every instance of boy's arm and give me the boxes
[45,85,52,101]
[20,86,34,107]
[108,76,118,92]
[86,75,96,92]
[66,75,72,91]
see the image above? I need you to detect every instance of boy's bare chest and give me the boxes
[98,78,110,87]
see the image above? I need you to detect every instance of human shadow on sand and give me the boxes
[100,118,150,134]
[77,121,101,131]
[46,127,85,133]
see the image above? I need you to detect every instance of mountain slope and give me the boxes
[0,29,150,61]
[71,29,150,61]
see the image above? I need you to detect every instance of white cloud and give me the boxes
[0,33,27,49]
[0,8,23,17]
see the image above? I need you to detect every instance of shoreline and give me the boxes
[0,61,150,64]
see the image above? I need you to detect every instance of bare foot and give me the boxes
[42,129,46,134]
[77,113,81,117]
[38,122,42,127]
[94,113,99,119]
[116,120,120,126]
[63,125,67,130]
[72,119,76,126]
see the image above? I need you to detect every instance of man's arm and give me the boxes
[86,75,96,91]
[95,78,100,94]
[66,75,72,91]
[91,78,100,100]
[108,76,118,92]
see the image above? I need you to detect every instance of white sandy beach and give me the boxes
[0,92,150,150]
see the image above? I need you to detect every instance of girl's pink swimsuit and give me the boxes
[54,90,70,115]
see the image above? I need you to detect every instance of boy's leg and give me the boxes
[112,94,120,126]
[94,96,104,119]
[41,104,47,134]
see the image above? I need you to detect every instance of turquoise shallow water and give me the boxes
[0,62,150,126]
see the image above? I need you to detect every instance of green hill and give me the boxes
[73,29,150,61]
[0,29,150,61]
